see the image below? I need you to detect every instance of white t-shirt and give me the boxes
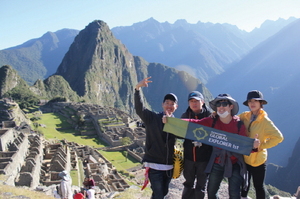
[144,162,173,170]
[86,188,95,199]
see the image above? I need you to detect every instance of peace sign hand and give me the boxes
[136,77,152,90]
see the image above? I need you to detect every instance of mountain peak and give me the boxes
[55,19,137,114]
[0,65,28,98]
[87,20,109,29]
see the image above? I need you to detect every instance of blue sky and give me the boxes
[1,0,300,50]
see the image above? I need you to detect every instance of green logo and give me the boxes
[192,127,208,141]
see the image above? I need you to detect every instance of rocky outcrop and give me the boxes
[266,137,300,194]
[32,75,80,102]
[0,65,29,98]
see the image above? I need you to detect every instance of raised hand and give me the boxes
[136,77,152,90]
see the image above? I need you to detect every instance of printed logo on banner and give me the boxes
[192,127,208,141]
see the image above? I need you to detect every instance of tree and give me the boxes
[3,87,39,109]
[121,137,132,145]
[123,151,129,162]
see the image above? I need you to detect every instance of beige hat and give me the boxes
[209,93,239,115]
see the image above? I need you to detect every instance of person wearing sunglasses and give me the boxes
[203,94,250,199]
[240,90,283,199]
[163,93,259,199]
[180,91,213,199]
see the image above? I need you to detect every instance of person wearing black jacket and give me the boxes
[181,91,212,199]
[135,76,178,199]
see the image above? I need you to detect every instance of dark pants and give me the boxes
[207,163,243,199]
[182,159,208,199]
[241,163,267,199]
[148,168,172,199]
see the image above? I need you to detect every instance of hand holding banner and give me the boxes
[163,117,254,155]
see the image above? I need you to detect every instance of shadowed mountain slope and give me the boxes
[207,19,300,166]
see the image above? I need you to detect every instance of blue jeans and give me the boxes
[207,163,243,199]
[148,168,172,199]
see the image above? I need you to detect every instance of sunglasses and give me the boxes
[216,101,230,107]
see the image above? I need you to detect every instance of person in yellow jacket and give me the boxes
[240,90,284,199]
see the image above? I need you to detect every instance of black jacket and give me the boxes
[181,105,212,162]
[135,89,176,165]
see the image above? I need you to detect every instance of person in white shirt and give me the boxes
[86,186,96,199]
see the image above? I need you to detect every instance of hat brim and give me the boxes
[243,99,268,106]
[209,97,239,115]
[59,171,71,181]
[188,97,201,101]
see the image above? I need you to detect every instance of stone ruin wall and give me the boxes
[0,122,131,195]
[0,124,32,186]
[15,134,43,188]
[44,102,146,162]
[0,103,143,196]
[81,146,130,193]
[0,101,146,195]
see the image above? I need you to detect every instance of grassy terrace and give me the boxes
[27,111,141,177]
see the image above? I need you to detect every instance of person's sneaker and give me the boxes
[241,197,252,199]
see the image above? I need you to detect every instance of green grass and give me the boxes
[22,105,40,113]
[70,169,79,186]
[29,112,142,171]
[33,112,107,147]
[99,150,141,171]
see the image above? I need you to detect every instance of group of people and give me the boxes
[57,171,95,199]
[135,76,284,199]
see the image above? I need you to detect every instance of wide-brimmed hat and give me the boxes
[59,170,71,181]
[209,94,239,115]
[188,91,204,101]
[243,90,268,106]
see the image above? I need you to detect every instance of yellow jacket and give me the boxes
[239,109,284,167]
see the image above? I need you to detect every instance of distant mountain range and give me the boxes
[207,18,300,165]
[0,17,299,194]
[0,20,212,119]
[0,17,296,85]
[0,29,79,85]
[111,17,297,83]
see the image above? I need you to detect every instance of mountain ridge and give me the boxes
[206,19,300,192]
[0,17,299,194]
[1,17,295,85]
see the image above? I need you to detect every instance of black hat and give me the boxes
[188,91,204,101]
[243,90,268,106]
[209,93,239,115]
[163,93,178,104]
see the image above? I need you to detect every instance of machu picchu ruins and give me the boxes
[0,99,146,198]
